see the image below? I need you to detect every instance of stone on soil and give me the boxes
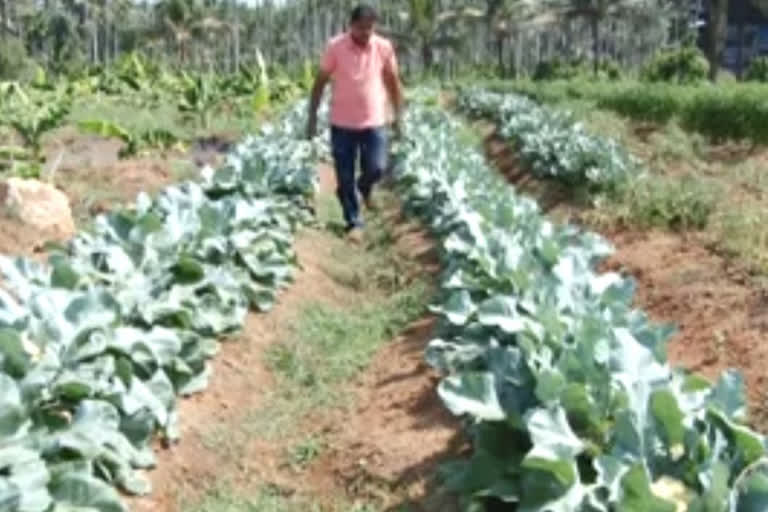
[0,178,75,238]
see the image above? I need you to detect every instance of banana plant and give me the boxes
[28,66,56,92]
[301,57,314,91]
[0,145,39,178]
[219,67,261,96]
[115,52,165,107]
[251,47,270,112]
[177,73,221,131]
[0,81,30,105]
[7,90,72,165]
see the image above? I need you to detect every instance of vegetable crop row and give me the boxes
[0,103,321,511]
[482,79,768,145]
[391,92,768,510]
[457,88,641,191]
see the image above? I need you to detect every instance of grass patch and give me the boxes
[485,78,768,144]
[284,436,326,472]
[486,90,768,273]
[315,192,345,232]
[265,282,427,410]
[185,485,309,512]
[68,98,186,137]
[644,123,706,165]
[184,483,378,512]
[726,159,768,195]
[590,174,717,232]
[67,97,265,142]
[712,206,768,274]
[554,97,768,272]
[551,98,706,168]
[317,190,421,294]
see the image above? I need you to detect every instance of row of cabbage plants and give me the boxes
[391,99,768,510]
[0,104,320,511]
[457,87,641,190]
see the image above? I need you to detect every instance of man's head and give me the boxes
[349,4,378,47]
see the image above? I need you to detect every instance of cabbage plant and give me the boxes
[391,100,768,511]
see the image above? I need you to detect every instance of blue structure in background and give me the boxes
[697,0,768,74]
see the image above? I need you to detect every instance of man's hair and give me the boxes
[350,4,378,24]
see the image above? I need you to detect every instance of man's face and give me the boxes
[349,16,375,46]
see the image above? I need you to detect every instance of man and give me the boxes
[306,4,404,241]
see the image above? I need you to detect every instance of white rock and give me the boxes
[0,178,75,238]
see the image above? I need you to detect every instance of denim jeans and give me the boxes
[330,125,387,230]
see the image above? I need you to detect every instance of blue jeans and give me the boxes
[330,125,387,230]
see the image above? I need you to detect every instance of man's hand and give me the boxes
[392,116,403,140]
[307,70,330,140]
[306,113,318,140]
[383,61,404,141]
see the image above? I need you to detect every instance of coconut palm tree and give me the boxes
[538,0,663,75]
[484,0,555,74]
[0,0,8,41]
[380,0,486,71]
[705,0,728,80]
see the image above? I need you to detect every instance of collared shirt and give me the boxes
[320,32,398,129]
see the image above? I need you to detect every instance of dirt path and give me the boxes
[483,126,768,431]
[129,227,350,511]
[123,165,459,511]
[313,314,463,511]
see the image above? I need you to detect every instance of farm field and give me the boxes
[457,84,768,431]
[3,80,768,511]
[7,2,768,510]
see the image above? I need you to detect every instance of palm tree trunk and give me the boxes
[737,18,745,78]
[233,25,240,71]
[591,15,600,76]
[496,33,504,76]
[113,21,118,60]
[92,26,99,65]
[707,0,728,81]
[0,0,7,42]
[422,43,434,70]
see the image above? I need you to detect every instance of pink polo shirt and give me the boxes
[320,32,397,129]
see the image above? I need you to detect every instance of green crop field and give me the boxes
[3,1,768,511]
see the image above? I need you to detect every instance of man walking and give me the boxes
[306,4,404,241]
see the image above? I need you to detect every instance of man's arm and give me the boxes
[383,68,403,118]
[306,70,331,140]
[382,46,404,137]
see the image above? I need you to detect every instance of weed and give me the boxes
[593,174,717,232]
[315,193,346,234]
[712,206,768,274]
[726,160,768,195]
[646,123,705,164]
[285,436,326,471]
[185,483,380,512]
[184,483,322,512]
